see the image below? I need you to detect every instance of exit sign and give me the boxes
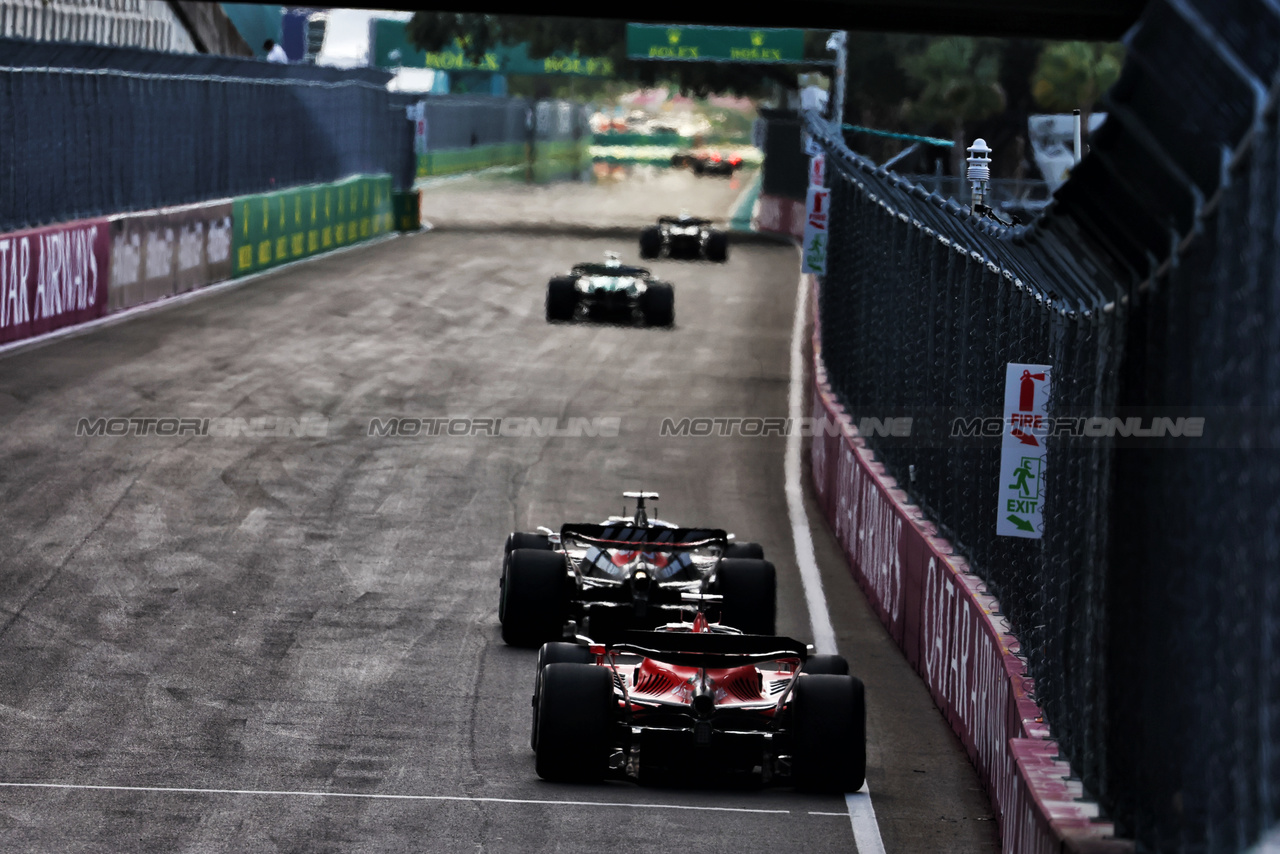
[626,24,805,63]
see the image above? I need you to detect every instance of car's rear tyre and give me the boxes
[500,533,554,623]
[546,276,577,322]
[534,663,615,782]
[706,230,729,263]
[693,160,705,175]
[790,674,866,792]
[641,282,674,327]
[532,642,595,750]
[639,226,663,259]
[802,654,850,675]
[501,549,569,647]
[505,532,552,555]
[724,541,764,560]
[715,558,776,635]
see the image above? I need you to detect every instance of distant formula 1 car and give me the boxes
[639,213,728,262]
[546,252,674,327]
[671,150,743,175]
[529,609,866,792]
[499,491,775,646]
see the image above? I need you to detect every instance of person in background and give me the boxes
[264,40,288,63]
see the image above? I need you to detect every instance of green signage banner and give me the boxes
[371,19,614,77]
[625,24,805,63]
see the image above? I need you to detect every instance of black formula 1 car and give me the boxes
[500,492,775,646]
[529,611,866,792]
[545,252,674,327]
[639,214,728,262]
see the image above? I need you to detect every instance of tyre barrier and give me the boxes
[803,272,1134,853]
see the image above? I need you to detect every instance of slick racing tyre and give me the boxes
[790,674,867,793]
[505,532,553,555]
[500,533,554,624]
[724,541,764,560]
[639,226,663,259]
[532,642,595,750]
[641,282,675,327]
[534,663,615,782]
[501,549,569,647]
[546,276,577,322]
[706,230,729,263]
[715,558,776,635]
[802,654,850,675]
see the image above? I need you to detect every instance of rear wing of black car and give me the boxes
[658,216,710,225]
[559,523,727,554]
[608,629,809,668]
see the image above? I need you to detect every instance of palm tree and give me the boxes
[899,38,1007,178]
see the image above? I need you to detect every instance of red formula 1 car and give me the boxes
[672,149,744,176]
[530,609,866,792]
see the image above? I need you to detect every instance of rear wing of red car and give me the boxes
[608,629,808,668]
[559,524,727,554]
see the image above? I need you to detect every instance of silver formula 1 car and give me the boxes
[499,492,775,647]
[639,213,728,262]
[546,252,674,326]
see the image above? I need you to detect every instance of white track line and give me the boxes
[847,786,888,854]
[786,271,837,656]
[787,268,888,854]
[0,781,789,815]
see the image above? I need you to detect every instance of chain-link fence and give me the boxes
[0,38,411,234]
[806,0,1280,850]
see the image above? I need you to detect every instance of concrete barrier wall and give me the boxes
[417,143,528,178]
[231,175,394,278]
[803,271,1133,853]
[0,217,109,345]
[109,202,233,312]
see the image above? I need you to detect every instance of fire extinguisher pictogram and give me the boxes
[1020,370,1046,412]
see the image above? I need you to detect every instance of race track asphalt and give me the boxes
[0,167,998,853]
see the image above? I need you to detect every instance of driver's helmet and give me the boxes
[603,251,621,267]
[677,210,693,222]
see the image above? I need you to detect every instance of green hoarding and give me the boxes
[232,175,394,277]
[371,19,614,77]
[625,24,805,63]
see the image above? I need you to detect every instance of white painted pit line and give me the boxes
[787,266,889,854]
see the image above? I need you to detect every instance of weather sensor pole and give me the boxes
[967,138,992,212]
